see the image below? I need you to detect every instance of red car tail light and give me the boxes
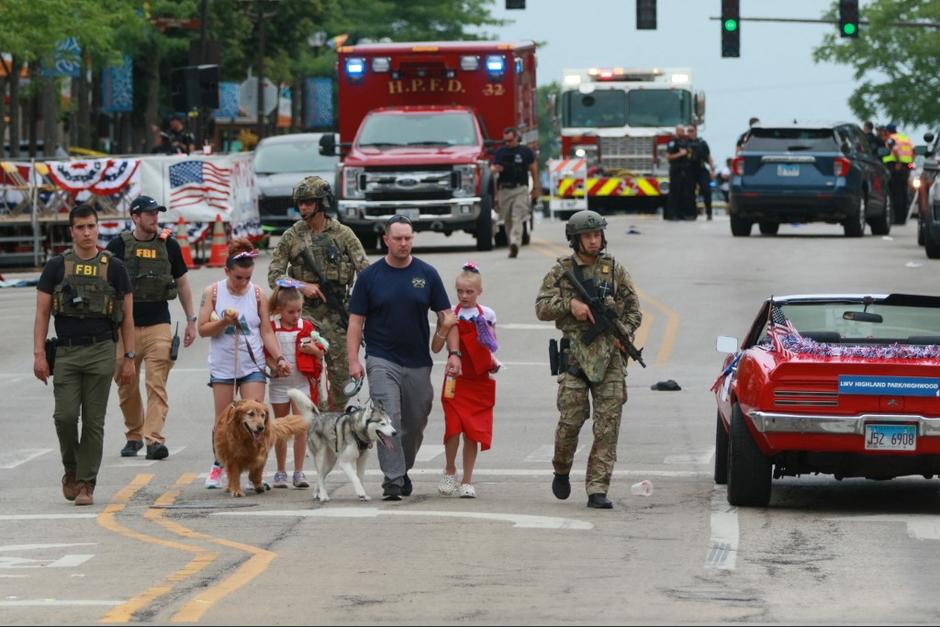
[731,156,744,176]
[833,156,852,177]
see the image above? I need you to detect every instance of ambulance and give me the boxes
[322,41,538,250]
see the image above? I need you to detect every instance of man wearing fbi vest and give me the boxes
[106,195,197,461]
[33,204,135,506]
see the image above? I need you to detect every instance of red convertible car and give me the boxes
[713,294,940,506]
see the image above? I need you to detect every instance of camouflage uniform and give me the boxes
[535,252,642,496]
[268,180,368,410]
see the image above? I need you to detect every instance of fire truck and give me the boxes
[321,41,538,251]
[550,67,704,215]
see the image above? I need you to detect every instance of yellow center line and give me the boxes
[633,308,654,356]
[636,288,680,367]
[97,474,217,624]
[169,536,275,623]
[133,474,277,623]
[529,237,679,366]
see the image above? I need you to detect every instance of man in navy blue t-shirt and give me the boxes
[347,215,462,500]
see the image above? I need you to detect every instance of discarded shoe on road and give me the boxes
[650,379,681,391]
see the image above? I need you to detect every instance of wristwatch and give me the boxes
[187,315,198,322]
[124,351,136,360]
[448,350,462,358]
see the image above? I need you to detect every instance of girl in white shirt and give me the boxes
[197,239,290,489]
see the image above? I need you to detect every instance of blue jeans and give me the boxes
[208,370,267,386]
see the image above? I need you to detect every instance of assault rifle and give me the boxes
[559,267,646,368]
[300,248,349,329]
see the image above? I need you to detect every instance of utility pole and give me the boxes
[198,0,209,149]
[256,0,266,140]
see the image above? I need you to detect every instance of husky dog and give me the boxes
[287,388,397,502]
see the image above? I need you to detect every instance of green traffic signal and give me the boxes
[723,18,738,32]
[842,23,857,36]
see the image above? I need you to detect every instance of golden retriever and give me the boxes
[213,399,310,497]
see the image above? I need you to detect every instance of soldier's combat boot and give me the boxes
[551,472,571,500]
[587,493,613,509]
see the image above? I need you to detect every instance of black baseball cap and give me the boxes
[129,195,166,214]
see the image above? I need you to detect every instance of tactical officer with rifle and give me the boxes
[268,176,369,410]
[535,210,643,509]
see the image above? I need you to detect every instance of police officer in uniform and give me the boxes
[535,210,642,509]
[491,127,540,258]
[687,125,714,220]
[33,204,135,506]
[665,125,691,221]
[882,123,914,223]
[268,176,369,410]
[106,195,197,460]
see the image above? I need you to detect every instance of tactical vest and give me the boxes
[287,224,356,299]
[120,231,177,303]
[557,253,623,383]
[52,250,123,325]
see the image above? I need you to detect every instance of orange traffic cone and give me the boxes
[175,217,199,269]
[206,214,228,268]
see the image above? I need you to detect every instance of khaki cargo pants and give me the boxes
[497,185,530,248]
[115,324,174,445]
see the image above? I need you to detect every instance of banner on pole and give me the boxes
[304,77,333,129]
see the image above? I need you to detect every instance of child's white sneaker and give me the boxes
[205,464,225,489]
[272,471,289,488]
[438,473,458,496]
[457,483,477,498]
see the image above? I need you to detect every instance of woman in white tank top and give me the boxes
[196,239,291,488]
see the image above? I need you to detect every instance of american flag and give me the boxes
[767,301,800,354]
[168,160,231,211]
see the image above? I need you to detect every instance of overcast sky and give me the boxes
[481,0,873,163]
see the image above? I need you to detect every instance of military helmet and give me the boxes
[292,176,334,211]
[565,210,608,239]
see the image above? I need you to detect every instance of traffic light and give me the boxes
[839,0,859,38]
[721,0,740,58]
[505,0,525,9]
[636,0,656,30]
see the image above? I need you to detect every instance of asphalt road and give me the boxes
[2,213,939,625]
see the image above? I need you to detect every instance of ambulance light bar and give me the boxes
[485,55,506,77]
[345,57,366,78]
[460,56,479,71]
[371,57,390,73]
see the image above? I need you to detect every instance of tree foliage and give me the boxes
[813,0,940,127]
[0,0,506,152]
[537,82,561,167]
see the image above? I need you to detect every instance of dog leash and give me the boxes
[232,316,270,381]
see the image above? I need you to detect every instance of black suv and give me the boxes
[730,122,891,237]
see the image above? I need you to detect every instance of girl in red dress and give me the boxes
[431,262,500,498]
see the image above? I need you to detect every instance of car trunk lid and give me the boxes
[769,358,940,415]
